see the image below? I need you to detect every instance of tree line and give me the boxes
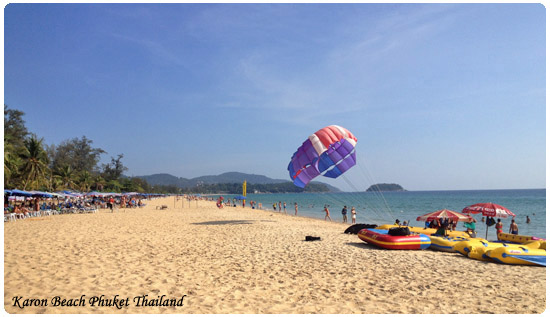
[4,105,177,194]
[4,105,331,195]
[183,182,330,194]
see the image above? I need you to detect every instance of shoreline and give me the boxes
[4,197,546,314]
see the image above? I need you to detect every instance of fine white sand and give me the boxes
[4,197,546,314]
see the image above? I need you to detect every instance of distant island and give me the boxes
[366,183,406,192]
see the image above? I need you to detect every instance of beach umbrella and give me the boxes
[63,190,83,197]
[87,191,106,197]
[416,209,472,222]
[8,189,34,197]
[462,203,515,239]
[462,203,515,218]
[29,191,53,198]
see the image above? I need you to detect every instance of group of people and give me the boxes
[269,201,298,216]
[418,215,524,238]
[5,194,148,220]
[322,205,357,224]
[213,198,532,236]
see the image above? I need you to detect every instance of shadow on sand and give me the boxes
[191,220,256,225]
[345,241,377,249]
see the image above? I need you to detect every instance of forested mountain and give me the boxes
[136,172,341,193]
[137,172,287,188]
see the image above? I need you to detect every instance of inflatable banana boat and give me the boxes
[452,239,516,258]
[376,224,469,238]
[486,241,546,266]
[358,228,431,250]
[497,232,545,244]
[429,236,471,252]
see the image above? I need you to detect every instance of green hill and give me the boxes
[366,183,405,192]
[136,172,341,193]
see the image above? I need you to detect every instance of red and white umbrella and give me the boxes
[462,203,515,218]
[462,203,515,239]
[416,209,472,222]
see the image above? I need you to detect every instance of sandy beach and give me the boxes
[3,196,546,314]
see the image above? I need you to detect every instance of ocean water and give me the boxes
[243,189,546,240]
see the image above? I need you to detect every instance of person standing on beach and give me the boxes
[351,207,356,224]
[294,203,298,216]
[341,206,348,223]
[283,202,287,214]
[273,203,277,211]
[324,205,332,221]
[278,201,281,212]
[495,219,503,236]
[509,219,519,234]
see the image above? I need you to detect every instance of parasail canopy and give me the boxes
[288,125,357,188]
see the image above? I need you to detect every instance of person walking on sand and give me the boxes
[509,219,519,234]
[341,205,348,223]
[324,205,332,221]
[294,202,298,216]
[351,207,356,224]
[109,196,115,212]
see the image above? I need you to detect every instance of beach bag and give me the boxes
[388,227,410,236]
[305,236,321,241]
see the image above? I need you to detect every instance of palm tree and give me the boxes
[79,170,93,192]
[55,165,76,190]
[92,174,105,191]
[18,135,49,190]
[46,171,62,192]
[4,139,18,187]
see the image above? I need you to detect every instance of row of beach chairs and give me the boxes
[4,206,98,222]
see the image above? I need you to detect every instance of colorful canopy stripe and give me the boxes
[288,125,357,188]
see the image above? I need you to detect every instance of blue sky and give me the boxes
[4,3,546,191]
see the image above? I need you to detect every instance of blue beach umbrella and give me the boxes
[30,191,53,198]
[8,189,34,197]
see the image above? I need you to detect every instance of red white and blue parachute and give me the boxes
[288,125,357,188]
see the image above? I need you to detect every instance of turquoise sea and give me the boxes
[244,189,546,241]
